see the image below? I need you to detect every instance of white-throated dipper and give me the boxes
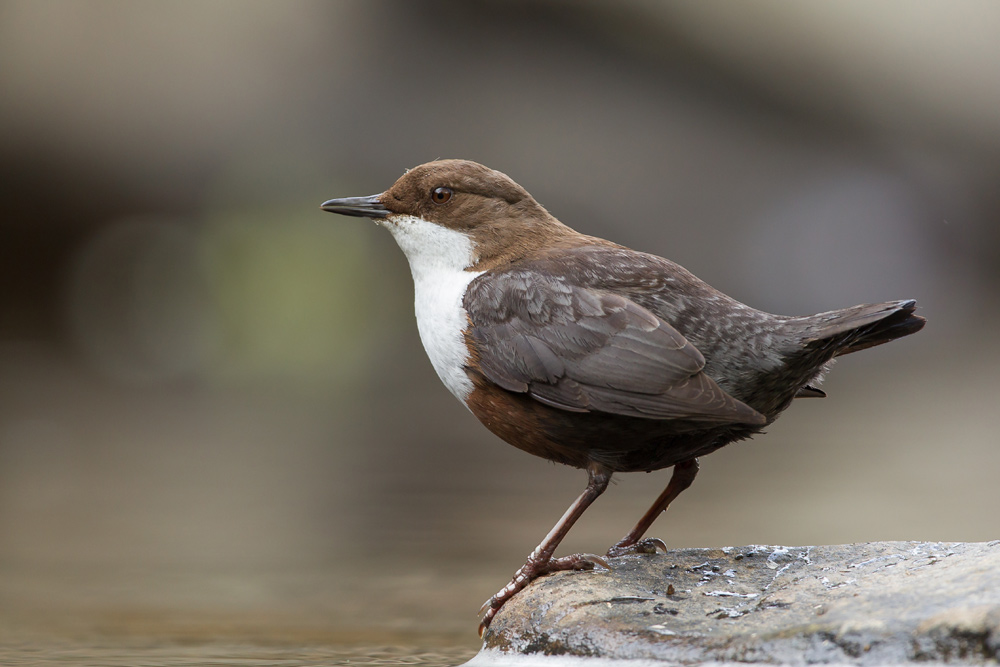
[321,159,925,635]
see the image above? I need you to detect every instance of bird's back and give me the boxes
[486,242,924,424]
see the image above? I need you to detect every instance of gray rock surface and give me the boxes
[479,541,1000,664]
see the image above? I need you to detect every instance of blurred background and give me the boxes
[1,0,998,660]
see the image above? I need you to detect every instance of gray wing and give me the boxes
[464,270,765,424]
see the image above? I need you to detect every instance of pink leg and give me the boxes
[479,462,612,635]
[607,458,699,557]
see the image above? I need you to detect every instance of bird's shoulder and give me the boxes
[465,241,705,316]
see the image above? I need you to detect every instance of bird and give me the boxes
[321,159,925,635]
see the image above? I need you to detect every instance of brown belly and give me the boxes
[465,372,762,473]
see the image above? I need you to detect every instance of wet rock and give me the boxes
[478,541,1000,664]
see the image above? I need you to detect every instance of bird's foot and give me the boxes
[478,553,610,636]
[606,537,667,558]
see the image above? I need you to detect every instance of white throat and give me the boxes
[384,215,483,404]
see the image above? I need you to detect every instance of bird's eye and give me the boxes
[431,186,453,204]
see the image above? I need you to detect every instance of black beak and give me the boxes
[320,194,389,219]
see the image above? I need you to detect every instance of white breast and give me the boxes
[384,215,483,404]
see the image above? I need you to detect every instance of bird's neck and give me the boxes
[469,215,583,272]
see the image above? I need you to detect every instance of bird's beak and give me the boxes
[320,194,389,219]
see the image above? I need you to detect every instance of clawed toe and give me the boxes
[478,553,611,635]
[549,552,611,571]
[606,537,667,558]
[478,609,496,637]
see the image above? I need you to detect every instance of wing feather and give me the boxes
[464,270,765,425]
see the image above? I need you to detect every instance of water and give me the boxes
[0,564,485,667]
[0,641,478,667]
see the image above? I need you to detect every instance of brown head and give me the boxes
[322,159,578,270]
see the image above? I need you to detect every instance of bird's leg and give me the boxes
[607,458,699,557]
[479,462,612,636]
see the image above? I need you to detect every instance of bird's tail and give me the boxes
[794,299,925,357]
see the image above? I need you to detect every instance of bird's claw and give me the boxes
[477,553,611,635]
[478,595,496,618]
[643,537,668,553]
[568,553,611,570]
[606,537,667,558]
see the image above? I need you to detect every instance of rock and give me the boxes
[476,541,1000,664]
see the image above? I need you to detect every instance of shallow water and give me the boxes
[0,642,477,667]
[0,564,486,667]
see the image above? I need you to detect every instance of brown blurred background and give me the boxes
[1,0,998,658]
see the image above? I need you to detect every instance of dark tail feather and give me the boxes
[798,299,926,357]
[838,300,925,355]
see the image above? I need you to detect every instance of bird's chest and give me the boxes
[410,267,482,404]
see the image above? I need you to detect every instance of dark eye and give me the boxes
[431,186,453,204]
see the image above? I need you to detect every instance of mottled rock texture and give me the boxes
[481,541,1000,664]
